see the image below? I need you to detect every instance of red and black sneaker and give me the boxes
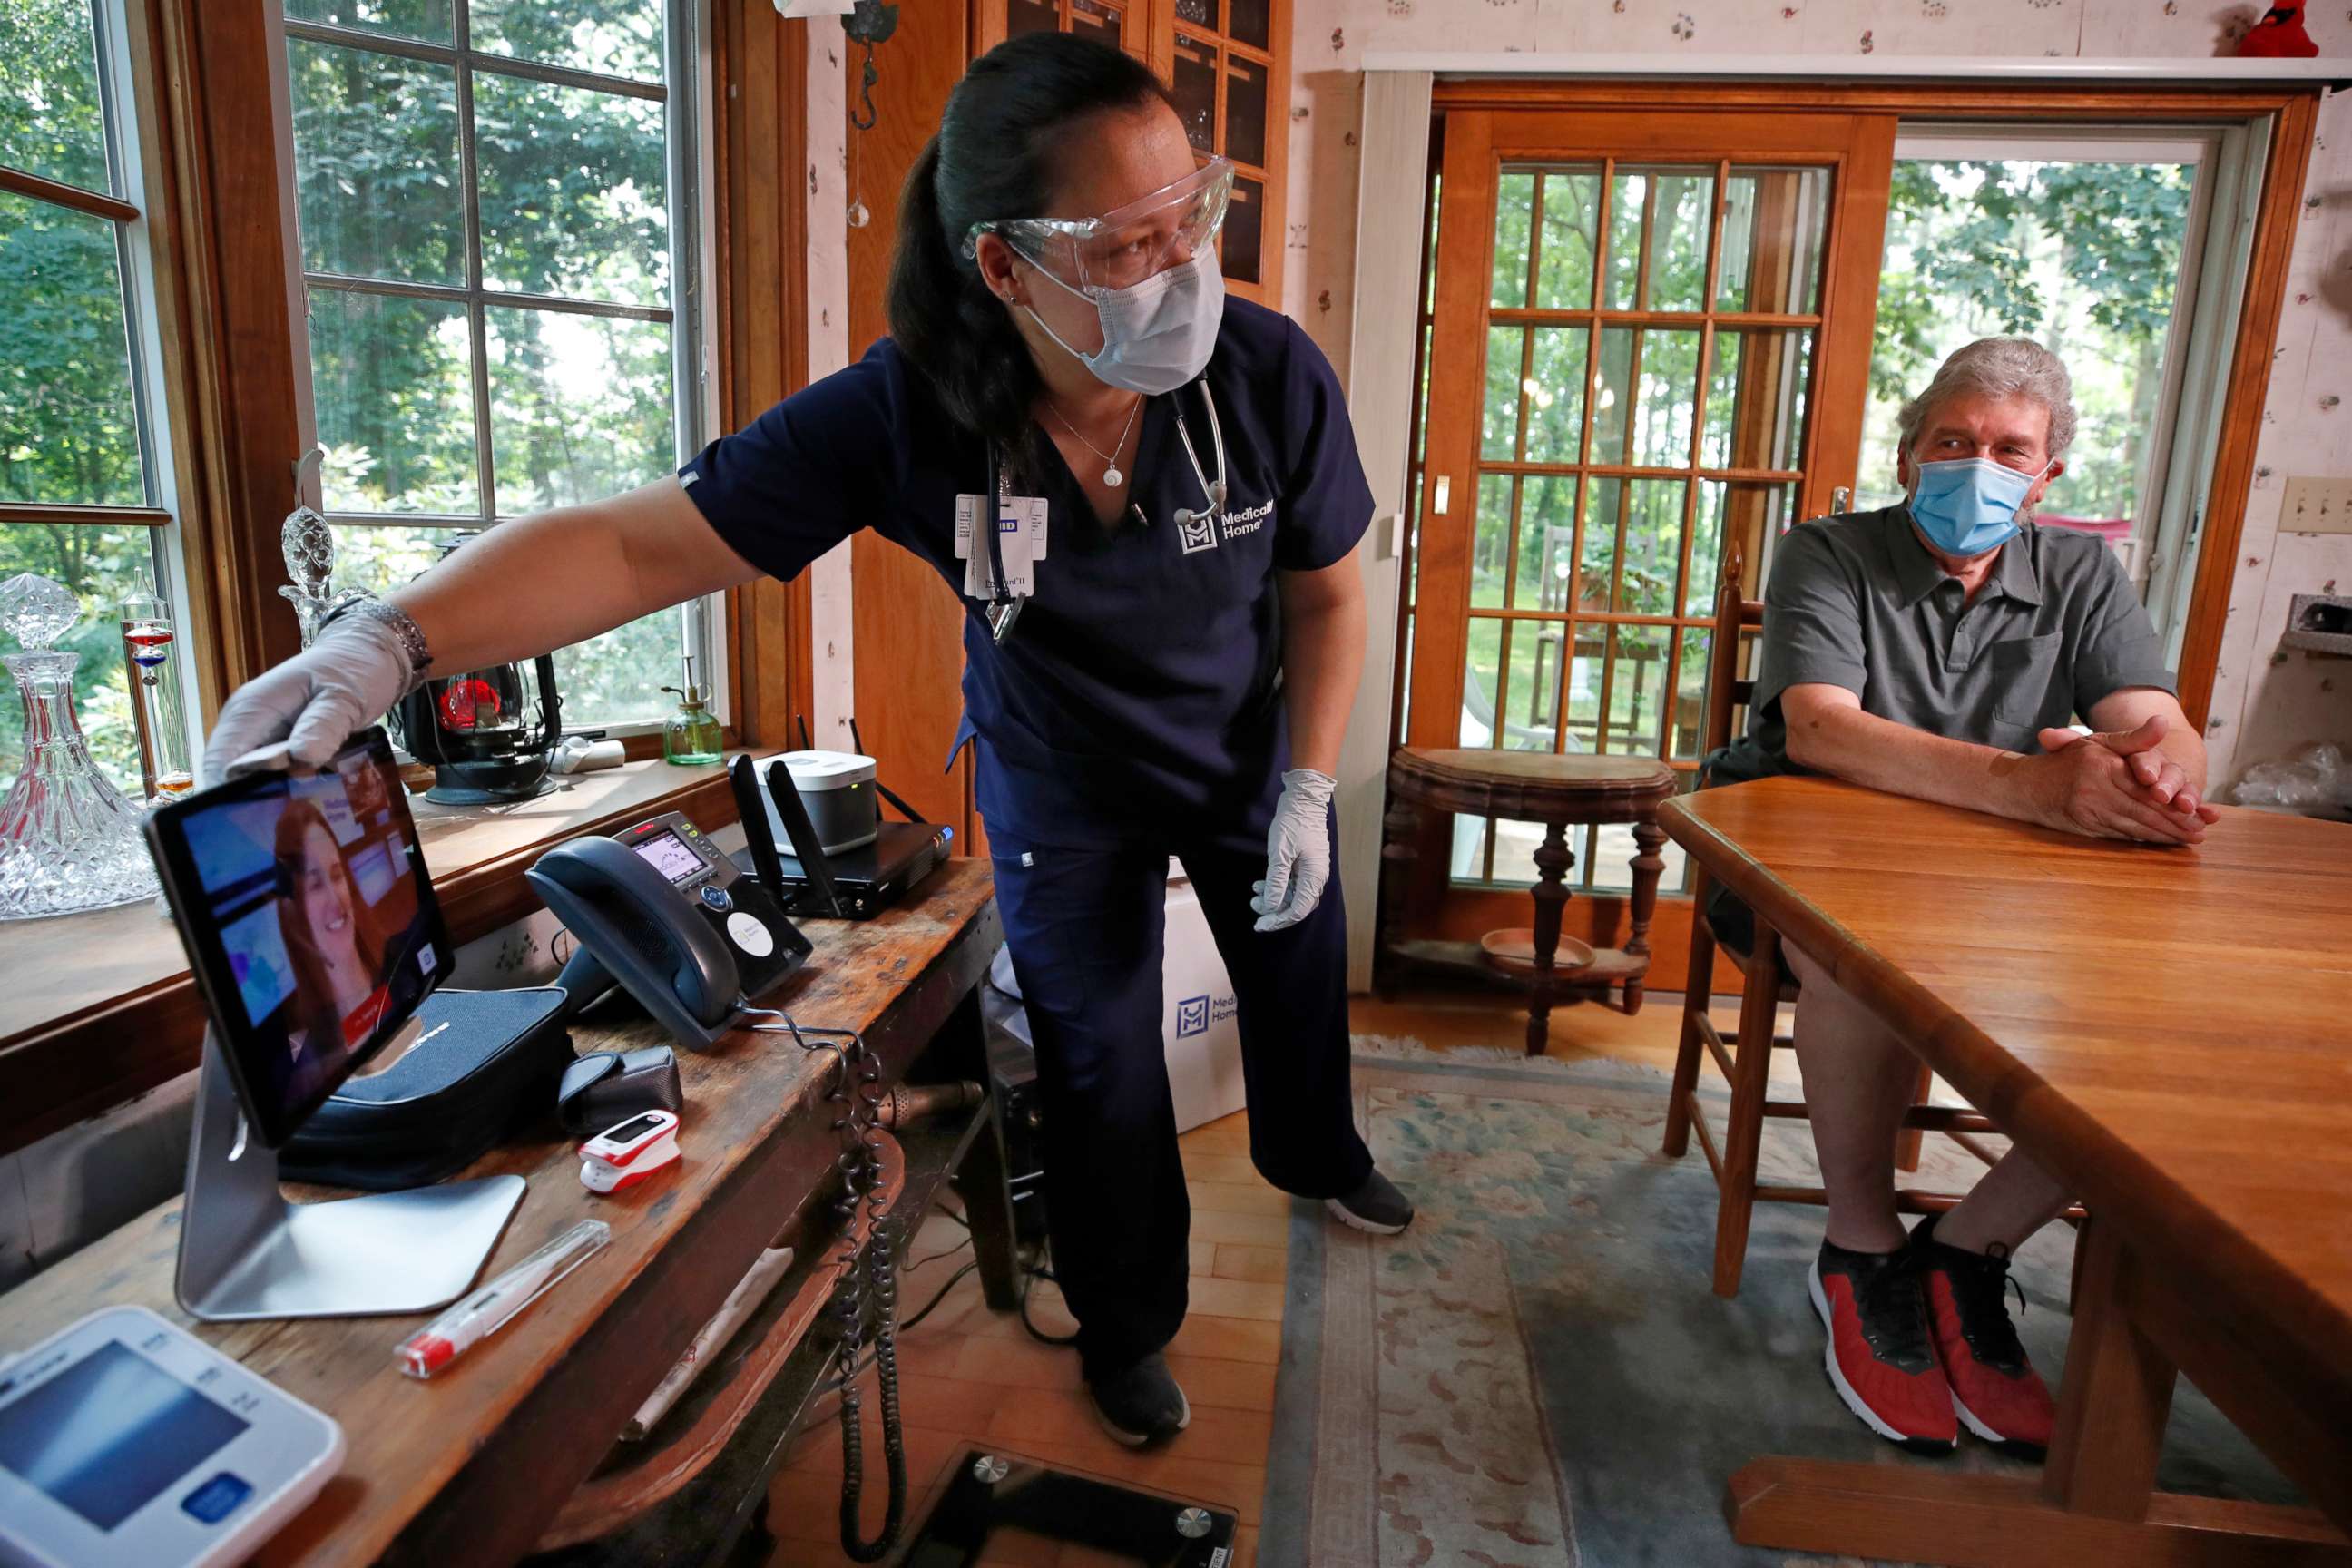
[1809,1238,1957,1453]
[1909,1214,2057,1456]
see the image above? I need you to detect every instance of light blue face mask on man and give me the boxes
[1906,456,2053,557]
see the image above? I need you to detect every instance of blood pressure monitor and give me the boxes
[0,1306,343,1568]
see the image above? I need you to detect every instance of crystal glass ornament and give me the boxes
[278,505,368,648]
[120,576,195,800]
[0,573,162,920]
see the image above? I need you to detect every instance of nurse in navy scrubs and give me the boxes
[202,31,1412,1446]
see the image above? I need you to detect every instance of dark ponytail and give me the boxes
[887,34,1172,475]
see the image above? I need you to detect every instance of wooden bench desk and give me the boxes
[0,858,1011,1568]
[1661,779,2352,1567]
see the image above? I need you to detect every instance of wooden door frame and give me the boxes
[2171,90,2316,729]
[1408,105,1898,760]
[1392,81,2322,994]
[1407,105,1906,992]
[1427,76,2327,734]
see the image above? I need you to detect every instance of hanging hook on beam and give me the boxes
[844,0,898,132]
[851,47,880,132]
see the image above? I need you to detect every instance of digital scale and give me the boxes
[0,1306,343,1568]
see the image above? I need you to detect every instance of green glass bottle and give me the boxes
[661,653,723,766]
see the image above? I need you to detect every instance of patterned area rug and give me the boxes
[1259,1042,2298,1567]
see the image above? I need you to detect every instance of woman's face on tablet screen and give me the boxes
[294,822,360,970]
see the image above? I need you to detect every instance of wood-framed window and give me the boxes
[1,0,198,800]
[1395,79,2319,974]
[0,0,818,1158]
[279,0,720,733]
[979,0,1291,305]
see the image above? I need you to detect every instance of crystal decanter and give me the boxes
[0,573,161,920]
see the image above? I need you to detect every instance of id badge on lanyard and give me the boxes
[955,443,1048,644]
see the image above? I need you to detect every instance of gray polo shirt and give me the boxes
[1709,505,2176,783]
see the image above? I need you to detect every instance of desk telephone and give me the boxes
[529,810,812,1050]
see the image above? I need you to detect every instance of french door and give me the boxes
[1405,108,1895,928]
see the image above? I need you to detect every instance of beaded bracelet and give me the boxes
[320,595,435,681]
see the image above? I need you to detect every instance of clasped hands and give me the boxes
[2023,715,2221,847]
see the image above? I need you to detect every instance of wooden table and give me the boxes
[1379,747,1677,1048]
[1661,779,2352,1568]
[0,858,1011,1568]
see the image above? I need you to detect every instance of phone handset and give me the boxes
[534,835,741,1036]
[532,810,814,1050]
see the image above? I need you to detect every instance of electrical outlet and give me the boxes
[2279,476,2352,534]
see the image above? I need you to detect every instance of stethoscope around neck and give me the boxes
[975,374,1228,645]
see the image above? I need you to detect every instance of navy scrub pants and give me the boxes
[990,811,1373,1380]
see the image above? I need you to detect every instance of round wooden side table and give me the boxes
[1377,747,1678,1055]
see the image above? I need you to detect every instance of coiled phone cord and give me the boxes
[745,1007,907,1562]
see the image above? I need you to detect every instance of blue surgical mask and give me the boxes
[1024,249,1225,396]
[1906,456,2051,557]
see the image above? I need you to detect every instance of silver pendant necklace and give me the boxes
[1045,396,1142,488]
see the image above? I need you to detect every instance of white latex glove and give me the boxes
[200,613,421,786]
[1251,768,1336,933]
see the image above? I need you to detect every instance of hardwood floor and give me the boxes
[767,988,1703,1566]
[769,1108,1284,1567]
[1353,985,1792,1082]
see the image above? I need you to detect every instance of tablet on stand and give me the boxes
[172,1030,523,1321]
[147,729,522,1321]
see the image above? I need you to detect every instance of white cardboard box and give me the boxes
[985,863,1247,1136]
[1159,868,1247,1135]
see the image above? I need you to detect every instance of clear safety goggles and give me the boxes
[965,157,1234,295]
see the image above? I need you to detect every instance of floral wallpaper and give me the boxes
[1280,1,2352,785]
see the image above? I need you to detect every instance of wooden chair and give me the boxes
[1660,562,2005,1298]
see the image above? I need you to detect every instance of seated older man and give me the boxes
[1705,337,2219,1458]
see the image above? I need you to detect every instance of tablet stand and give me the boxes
[176,1030,524,1321]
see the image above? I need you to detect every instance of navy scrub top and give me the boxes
[676,296,1376,852]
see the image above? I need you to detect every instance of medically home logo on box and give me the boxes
[1178,515,1219,554]
[1174,993,1238,1037]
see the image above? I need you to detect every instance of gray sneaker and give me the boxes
[1326,1168,1414,1235]
[1087,1352,1191,1447]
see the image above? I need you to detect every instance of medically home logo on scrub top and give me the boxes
[1175,993,1238,1037]
[1220,500,1272,541]
[1179,499,1272,556]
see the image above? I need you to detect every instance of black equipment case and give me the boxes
[280,986,574,1191]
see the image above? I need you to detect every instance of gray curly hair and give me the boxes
[1896,337,2077,462]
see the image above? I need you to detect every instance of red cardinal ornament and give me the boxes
[2237,0,2319,57]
